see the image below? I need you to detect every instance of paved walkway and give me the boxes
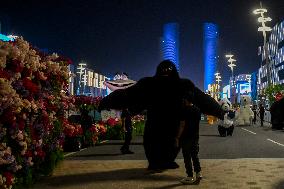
[31,122,284,189]
[33,158,284,189]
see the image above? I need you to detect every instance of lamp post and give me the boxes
[215,72,222,99]
[76,62,87,95]
[253,4,272,86]
[225,54,237,78]
[225,54,237,103]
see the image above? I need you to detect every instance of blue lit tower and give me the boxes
[161,23,180,71]
[203,23,219,91]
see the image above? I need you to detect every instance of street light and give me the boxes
[215,72,222,99]
[225,54,237,103]
[253,4,272,86]
[225,54,237,77]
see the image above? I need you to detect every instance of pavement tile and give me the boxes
[31,158,284,189]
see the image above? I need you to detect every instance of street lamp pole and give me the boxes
[215,71,222,99]
[253,3,272,86]
[225,54,237,103]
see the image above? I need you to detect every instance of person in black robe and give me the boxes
[99,60,224,170]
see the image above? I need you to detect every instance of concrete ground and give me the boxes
[33,158,284,189]
[32,122,284,189]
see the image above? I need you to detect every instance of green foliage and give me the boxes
[39,149,64,176]
[84,130,95,146]
[104,125,124,140]
[265,84,284,103]
[132,121,145,136]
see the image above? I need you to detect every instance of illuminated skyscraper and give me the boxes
[161,23,180,71]
[203,23,218,91]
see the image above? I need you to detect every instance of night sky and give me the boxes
[1,0,284,89]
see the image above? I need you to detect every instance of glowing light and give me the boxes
[257,17,272,23]
[253,8,267,14]
[161,23,179,71]
[225,54,234,58]
[0,34,15,41]
[204,23,218,91]
[258,26,272,32]
[7,35,18,40]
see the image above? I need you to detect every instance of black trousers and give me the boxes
[121,129,132,151]
[181,139,201,177]
[260,116,264,126]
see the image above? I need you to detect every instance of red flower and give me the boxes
[107,118,117,127]
[22,77,39,94]
[25,150,33,157]
[18,118,25,130]
[0,69,11,79]
[22,67,32,78]
[10,59,24,73]
[1,109,16,125]
[35,149,46,159]
[3,172,14,186]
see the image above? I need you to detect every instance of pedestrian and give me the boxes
[252,105,257,125]
[175,98,202,184]
[259,104,265,127]
[80,108,93,147]
[120,108,134,154]
[99,60,225,171]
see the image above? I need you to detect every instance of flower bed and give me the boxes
[0,38,73,188]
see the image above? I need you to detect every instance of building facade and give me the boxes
[75,62,109,97]
[160,23,180,71]
[203,23,219,91]
[222,74,252,104]
[258,20,284,90]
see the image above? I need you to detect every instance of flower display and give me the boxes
[0,38,71,188]
[63,119,83,138]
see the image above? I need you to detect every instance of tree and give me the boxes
[265,84,284,103]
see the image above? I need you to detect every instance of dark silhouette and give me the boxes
[99,60,224,171]
[252,105,257,125]
[120,108,134,154]
[259,104,265,127]
[176,99,202,184]
[270,98,284,130]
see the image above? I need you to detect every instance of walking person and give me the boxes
[120,108,134,154]
[252,105,257,125]
[259,104,265,127]
[175,98,202,184]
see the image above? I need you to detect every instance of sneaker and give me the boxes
[196,172,203,179]
[180,177,195,185]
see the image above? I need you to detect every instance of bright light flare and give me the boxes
[253,8,267,14]
[258,26,272,32]
[258,17,272,23]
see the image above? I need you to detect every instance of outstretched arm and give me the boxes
[193,87,225,120]
[98,77,149,113]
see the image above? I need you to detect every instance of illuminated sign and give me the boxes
[0,34,15,42]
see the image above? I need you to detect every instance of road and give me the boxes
[66,123,284,160]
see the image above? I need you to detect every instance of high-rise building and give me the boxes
[258,19,284,90]
[75,61,108,97]
[160,23,180,71]
[203,23,218,91]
